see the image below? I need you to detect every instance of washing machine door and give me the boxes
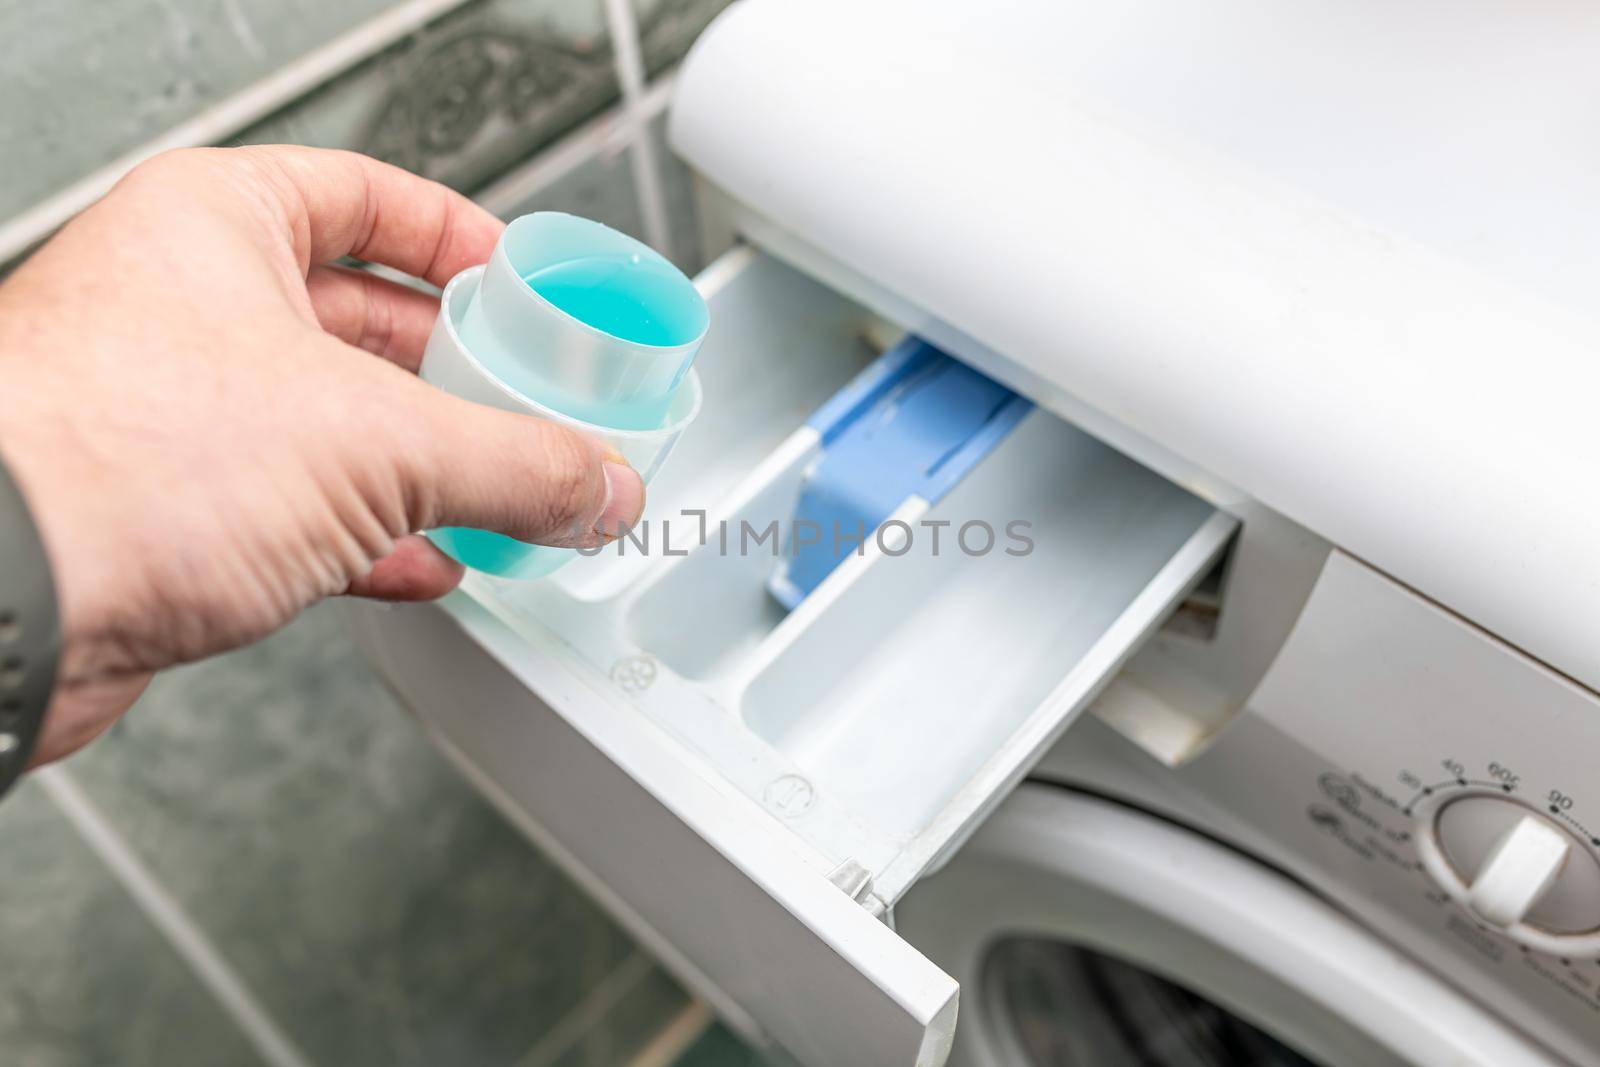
[898,785,1562,1067]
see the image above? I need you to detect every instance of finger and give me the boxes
[403,388,646,548]
[345,534,463,601]
[244,145,503,286]
[306,265,440,371]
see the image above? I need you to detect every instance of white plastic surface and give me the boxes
[1413,791,1600,947]
[353,250,1235,1065]
[349,594,959,1066]
[897,786,1564,1067]
[1177,550,1600,1061]
[460,252,1234,907]
[1464,814,1570,930]
[670,0,1600,695]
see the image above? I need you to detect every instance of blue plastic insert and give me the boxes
[767,336,1032,610]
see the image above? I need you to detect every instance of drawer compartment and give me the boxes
[740,411,1224,887]
[348,249,1235,1066]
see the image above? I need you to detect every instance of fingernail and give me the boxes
[597,461,645,539]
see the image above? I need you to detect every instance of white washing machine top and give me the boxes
[670,0,1600,701]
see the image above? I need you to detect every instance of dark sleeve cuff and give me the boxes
[0,450,59,796]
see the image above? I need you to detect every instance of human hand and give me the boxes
[0,145,645,765]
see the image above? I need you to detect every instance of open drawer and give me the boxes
[346,248,1236,1066]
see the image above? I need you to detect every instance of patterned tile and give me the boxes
[62,603,637,1067]
[494,137,642,231]
[489,114,705,272]
[635,0,734,77]
[236,0,616,195]
[0,779,264,1066]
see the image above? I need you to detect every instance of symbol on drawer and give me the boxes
[764,774,816,819]
[1308,805,1345,835]
[1319,772,1362,811]
[610,655,659,693]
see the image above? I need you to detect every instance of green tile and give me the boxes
[489,113,706,273]
[0,0,644,220]
[0,779,263,1066]
[546,964,689,1067]
[238,0,616,195]
[0,0,398,218]
[671,1023,773,1067]
[64,603,637,1067]
[496,136,644,231]
[635,0,735,77]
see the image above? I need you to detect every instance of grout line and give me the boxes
[0,0,475,265]
[512,950,656,1067]
[474,75,676,220]
[624,1001,716,1067]
[35,766,316,1067]
[602,0,674,254]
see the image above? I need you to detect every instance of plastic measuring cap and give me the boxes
[418,213,707,579]
[457,212,708,429]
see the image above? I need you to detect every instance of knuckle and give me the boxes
[134,146,250,184]
[138,146,212,173]
[114,148,279,216]
[117,147,214,193]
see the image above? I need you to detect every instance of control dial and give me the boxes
[1415,792,1600,957]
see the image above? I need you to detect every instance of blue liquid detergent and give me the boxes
[522,256,694,430]
[429,526,573,580]
[439,255,681,578]
[526,256,685,347]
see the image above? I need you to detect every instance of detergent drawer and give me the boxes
[346,248,1235,1067]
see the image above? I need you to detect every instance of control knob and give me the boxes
[1415,793,1600,956]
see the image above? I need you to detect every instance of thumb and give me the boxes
[406,388,645,548]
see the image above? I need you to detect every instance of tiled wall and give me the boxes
[0,0,398,219]
[0,2,762,1065]
[0,0,730,269]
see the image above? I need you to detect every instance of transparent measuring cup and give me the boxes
[458,212,708,430]
[419,213,707,579]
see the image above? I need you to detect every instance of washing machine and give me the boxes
[350,1,1600,1063]
[900,780,1543,1067]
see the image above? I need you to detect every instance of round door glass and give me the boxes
[984,938,1319,1066]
